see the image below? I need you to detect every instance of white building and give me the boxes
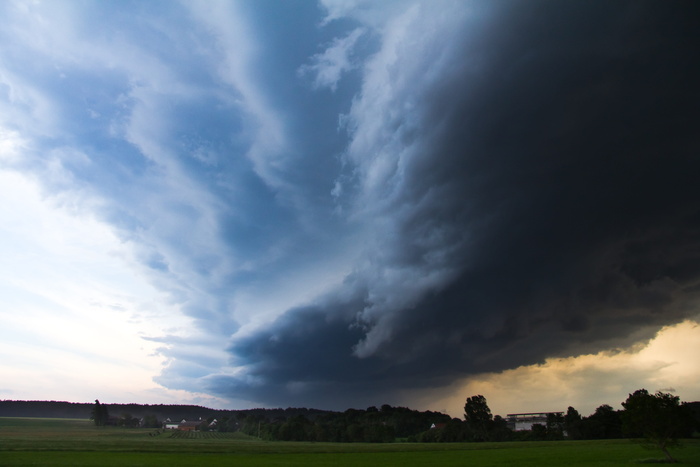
[505,412,563,431]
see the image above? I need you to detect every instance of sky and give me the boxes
[1,0,699,419]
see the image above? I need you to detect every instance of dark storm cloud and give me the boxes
[214,1,700,408]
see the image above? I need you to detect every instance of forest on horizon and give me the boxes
[2,390,699,448]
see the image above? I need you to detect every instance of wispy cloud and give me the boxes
[298,28,365,92]
[0,0,250,401]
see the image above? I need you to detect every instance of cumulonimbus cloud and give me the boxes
[212,0,700,409]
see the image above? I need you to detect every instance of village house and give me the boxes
[177,421,201,431]
[162,418,180,430]
[162,417,214,431]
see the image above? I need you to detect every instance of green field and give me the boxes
[1,418,698,466]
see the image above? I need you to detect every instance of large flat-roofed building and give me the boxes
[506,412,564,431]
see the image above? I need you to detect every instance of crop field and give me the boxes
[1,417,699,466]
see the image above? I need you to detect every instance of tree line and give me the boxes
[224,389,699,459]
[0,400,220,421]
[89,400,162,428]
[442,390,698,463]
[7,389,699,459]
[230,405,452,442]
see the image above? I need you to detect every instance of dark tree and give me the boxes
[143,414,160,428]
[464,395,493,441]
[546,412,564,440]
[490,415,512,442]
[564,406,583,439]
[90,400,109,427]
[118,412,139,428]
[278,414,312,441]
[581,404,622,439]
[531,423,548,441]
[622,389,692,463]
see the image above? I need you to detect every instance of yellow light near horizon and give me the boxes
[416,320,700,418]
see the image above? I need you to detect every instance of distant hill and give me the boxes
[0,400,94,419]
[0,400,332,422]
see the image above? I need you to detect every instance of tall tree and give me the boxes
[622,389,691,463]
[491,415,512,442]
[90,399,109,426]
[564,406,583,439]
[546,412,564,440]
[464,395,493,441]
[581,404,622,439]
[143,414,160,428]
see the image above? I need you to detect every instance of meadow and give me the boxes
[1,417,698,466]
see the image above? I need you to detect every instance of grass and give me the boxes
[1,417,698,466]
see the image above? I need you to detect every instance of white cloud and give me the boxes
[0,127,25,162]
[0,67,59,138]
[319,0,407,27]
[299,28,365,92]
[343,2,468,202]
[184,1,289,194]
[0,0,242,324]
[329,1,474,357]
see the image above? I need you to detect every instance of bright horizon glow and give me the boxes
[0,166,201,405]
[422,321,700,419]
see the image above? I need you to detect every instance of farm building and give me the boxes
[177,421,202,431]
[162,418,180,430]
[161,417,218,431]
[505,412,564,431]
[163,418,204,431]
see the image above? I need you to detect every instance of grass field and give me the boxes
[1,417,698,466]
